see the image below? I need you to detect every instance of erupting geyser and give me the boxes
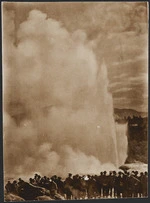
[3,9,128,180]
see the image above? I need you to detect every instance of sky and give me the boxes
[3,1,148,112]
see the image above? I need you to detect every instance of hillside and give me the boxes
[114,108,148,120]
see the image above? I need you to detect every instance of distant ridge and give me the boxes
[114,108,148,120]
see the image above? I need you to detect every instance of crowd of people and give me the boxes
[5,170,148,200]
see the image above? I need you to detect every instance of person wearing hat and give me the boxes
[138,172,144,197]
[115,171,124,198]
[86,174,97,199]
[65,173,73,186]
[102,171,109,198]
[107,171,115,198]
[126,171,133,198]
[29,178,34,185]
[140,171,148,197]
[64,174,73,200]
[111,171,117,198]
[121,172,129,198]
[72,174,81,190]
[98,172,104,197]
[55,177,64,196]
[132,171,140,197]
[144,171,148,176]
[34,174,39,182]
[12,180,18,195]
[18,178,24,187]
[5,181,12,194]
[49,178,58,198]
[18,178,22,182]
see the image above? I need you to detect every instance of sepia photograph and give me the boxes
[2,1,148,201]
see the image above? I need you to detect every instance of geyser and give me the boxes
[3,9,128,179]
[115,123,128,166]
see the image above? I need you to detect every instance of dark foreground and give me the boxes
[5,170,148,201]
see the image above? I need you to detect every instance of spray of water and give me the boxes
[115,123,128,166]
[3,9,128,180]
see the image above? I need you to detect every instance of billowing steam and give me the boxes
[3,9,127,179]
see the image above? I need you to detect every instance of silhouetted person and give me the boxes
[65,173,73,186]
[49,179,58,197]
[139,172,144,197]
[132,171,140,197]
[122,172,128,197]
[64,174,73,199]
[5,181,12,193]
[108,171,115,197]
[102,171,109,197]
[11,180,18,195]
[116,172,123,198]
[55,177,64,196]
[98,172,103,197]
[142,172,148,197]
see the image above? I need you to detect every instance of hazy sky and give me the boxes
[3,1,148,179]
[3,2,148,112]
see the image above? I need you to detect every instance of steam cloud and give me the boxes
[3,9,127,180]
